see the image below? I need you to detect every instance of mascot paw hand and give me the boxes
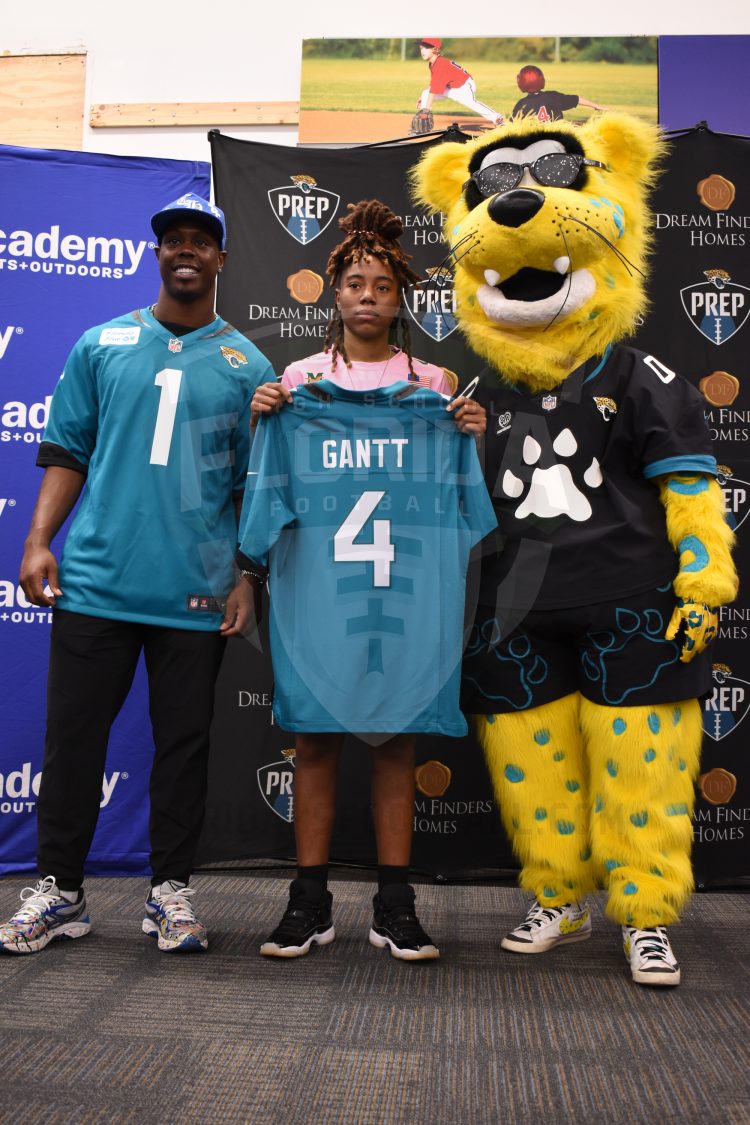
[410,110,434,135]
[666,599,718,663]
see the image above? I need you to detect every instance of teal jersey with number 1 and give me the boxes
[42,306,273,629]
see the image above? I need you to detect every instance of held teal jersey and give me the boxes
[238,380,497,735]
[41,307,273,629]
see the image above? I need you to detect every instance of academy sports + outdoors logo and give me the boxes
[0,761,123,815]
[268,175,340,246]
[0,222,148,279]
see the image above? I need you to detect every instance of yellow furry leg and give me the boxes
[581,697,702,927]
[476,693,598,906]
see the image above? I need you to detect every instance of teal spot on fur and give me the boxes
[557,820,575,835]
[607,760,618,778]
[587,310,600,321]
[650,866,664,877]
[594,795,604,813]
[534,729,551,746]
[505,764,525,783]
[678,534,710,573]
[485,714,496,725]
[666,803,689,816]
[613,718,627,735]
[604,274,616,288]
[566,780,581,793]
[668,476,709,496]
[678,759,687,771]
[604,859,623,871]
[630,811,649,828]
[512,817,520,829]
[543,886,557,898]
[452,227,460,235]
[564,881,575,890]
[626,913,634,925]
[644,749,656,763]
[580,848,592,862]
[648,712,661,735]
[623,882,638,896]
[534,808,548,821]
[553,750,566,762]
[673,707,682,726]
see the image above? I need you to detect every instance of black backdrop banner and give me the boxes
[198,128,749,885]
[201,131,509,877]
[633,125,750,886]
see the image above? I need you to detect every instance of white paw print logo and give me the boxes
[503,428,602,522]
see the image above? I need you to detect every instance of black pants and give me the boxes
[37,610,226,891]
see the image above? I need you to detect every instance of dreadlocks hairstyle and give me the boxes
[322,199,423,374]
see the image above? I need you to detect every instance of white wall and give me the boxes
[3,0,750,162]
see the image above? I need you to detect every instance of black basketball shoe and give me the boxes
[369,883,439,961]
[260,878,334,958]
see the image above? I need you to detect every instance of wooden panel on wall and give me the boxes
[0,53,86,150]
[90,101,299,128]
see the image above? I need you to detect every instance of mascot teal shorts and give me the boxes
[461,583,712,714]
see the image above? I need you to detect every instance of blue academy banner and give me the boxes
[0,144,210,875]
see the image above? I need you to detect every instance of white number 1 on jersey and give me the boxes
[150,368,183,466]
[334,491,394,587]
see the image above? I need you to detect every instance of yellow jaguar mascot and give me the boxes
[414,113,738,986]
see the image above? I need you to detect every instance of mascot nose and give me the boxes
[488,189,545,228]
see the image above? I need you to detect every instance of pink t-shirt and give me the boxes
[281,348,454,395]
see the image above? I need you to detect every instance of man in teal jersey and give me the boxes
[0,195,273,956]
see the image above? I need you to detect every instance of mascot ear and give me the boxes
[411,141,471,215]
[581,111,661,184]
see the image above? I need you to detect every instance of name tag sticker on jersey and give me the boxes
[187,595,227,613]
[99,327,141,346]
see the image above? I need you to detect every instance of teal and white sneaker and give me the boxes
[501,900,592,953]
[0,876,91,954]
[623,925,680,986]
[142,880,208,952]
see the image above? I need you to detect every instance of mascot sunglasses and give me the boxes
[464,152,608,196]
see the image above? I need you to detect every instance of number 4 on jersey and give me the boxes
[334,490,394,587]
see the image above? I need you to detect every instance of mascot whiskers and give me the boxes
[414,113,738,986]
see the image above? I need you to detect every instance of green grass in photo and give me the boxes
[301,59,657,121]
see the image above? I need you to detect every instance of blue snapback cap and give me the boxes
[151,193,226,249]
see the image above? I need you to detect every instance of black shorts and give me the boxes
[461,583,711,714]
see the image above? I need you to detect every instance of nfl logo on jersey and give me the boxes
[267,175,340,246]
[703,663,749,741]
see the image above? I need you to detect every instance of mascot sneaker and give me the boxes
[142,880,208,952]
[501,900,592,953]
[623,925,680,986]
[260,878,334,958]
[369,884,439,961]
[0,876,90,954]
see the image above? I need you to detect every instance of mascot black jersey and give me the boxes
[40,307,273,629]
[477,346,717,610]
[238,380,496,734]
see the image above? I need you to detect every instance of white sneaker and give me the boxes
[501,900,592,953]
[142,881,208,952]
[0,876,90,954]
[623,926,680,986]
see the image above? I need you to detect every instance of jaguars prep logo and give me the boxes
[680,269,750,346]
[257,749,295,822]
[703,663,750,741]
[717,465,750,535]
[403,267,458,342]
[268,175,340,246]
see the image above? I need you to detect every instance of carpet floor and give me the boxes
[0,872,748,1124]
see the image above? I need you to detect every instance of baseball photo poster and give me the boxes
[298,36,658,144]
